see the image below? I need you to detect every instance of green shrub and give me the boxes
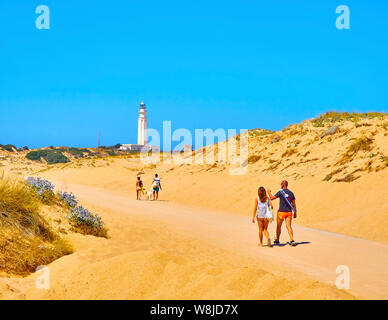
[26,150,69,164]
[0,144,16,152]
[26,150,49,161]
[67,205,108,238]
[45,151,69,164]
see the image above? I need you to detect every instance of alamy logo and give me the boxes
[35,265,50,290]
[335,265,350,290]
[336,5,350,30]
[35,5,50,30]
[140,121,249,175]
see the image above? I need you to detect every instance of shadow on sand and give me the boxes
[272,241,311,247]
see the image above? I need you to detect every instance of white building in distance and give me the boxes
[120,101,159,152]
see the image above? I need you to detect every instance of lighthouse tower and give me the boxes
[137,101,147,145]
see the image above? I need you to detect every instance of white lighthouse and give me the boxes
[119,101,159,152]
[137,101,147,145]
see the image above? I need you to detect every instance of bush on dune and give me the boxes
[66,206,108,238]
[58,191,78,208]
[25,178,108,238]
[26,150,69,164]
[56,147,92,158]
[0,177,73,275]
[45,151,69,164]
[26,177,56,204]
[57,191,108,238]
[25,150,47,161]
[0,144,16,152]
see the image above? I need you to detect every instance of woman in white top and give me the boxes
[252,186,273,247]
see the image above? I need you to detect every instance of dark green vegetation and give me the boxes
[0,144,16,152]
[26,150,70,164]
[24,145,126,164]
[56,147,92,158]
[0,144,28,152]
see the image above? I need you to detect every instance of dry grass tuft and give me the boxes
[337,136,374,165]
[71,224,109,238]
[323,174,332,181]
[322,167,346,181]
[0,177,73,275]
[334,174,360,183]
[380,155,388,167]
[248,154,261,164]
[348,137,374,154]
[0,178,56,241]
[312,111,387,127]
[264,160,281,172]
[249,129,273,138]
[0,228,73,275]
[281,148,297,157]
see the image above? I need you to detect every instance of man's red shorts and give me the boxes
[278,211,293,220]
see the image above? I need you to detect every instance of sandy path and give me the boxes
[55,182,388,300]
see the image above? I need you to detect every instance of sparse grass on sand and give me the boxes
[337,136,374,166]
[282,148,297,157]
[248,154,261,164]
[69,224,108,238]
[0,177,73,276]
[334,174,360,183]
[347,137,374,154]
[312,111,386,127]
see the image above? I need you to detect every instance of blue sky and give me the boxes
[0,0,387,149]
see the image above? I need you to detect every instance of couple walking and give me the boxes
[136,174,162,200]
[252,180,297,247]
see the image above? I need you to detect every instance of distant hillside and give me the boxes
[206,111,388,182]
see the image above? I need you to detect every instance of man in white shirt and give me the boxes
[152,174,162,200]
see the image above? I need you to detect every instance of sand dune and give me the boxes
[25,155,387,243]
[4,115,382,242]
[1,182,362,300]
[1,113,387,299]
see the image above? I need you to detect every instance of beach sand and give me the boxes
[1,185,359,300]
[1,116,387,299]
